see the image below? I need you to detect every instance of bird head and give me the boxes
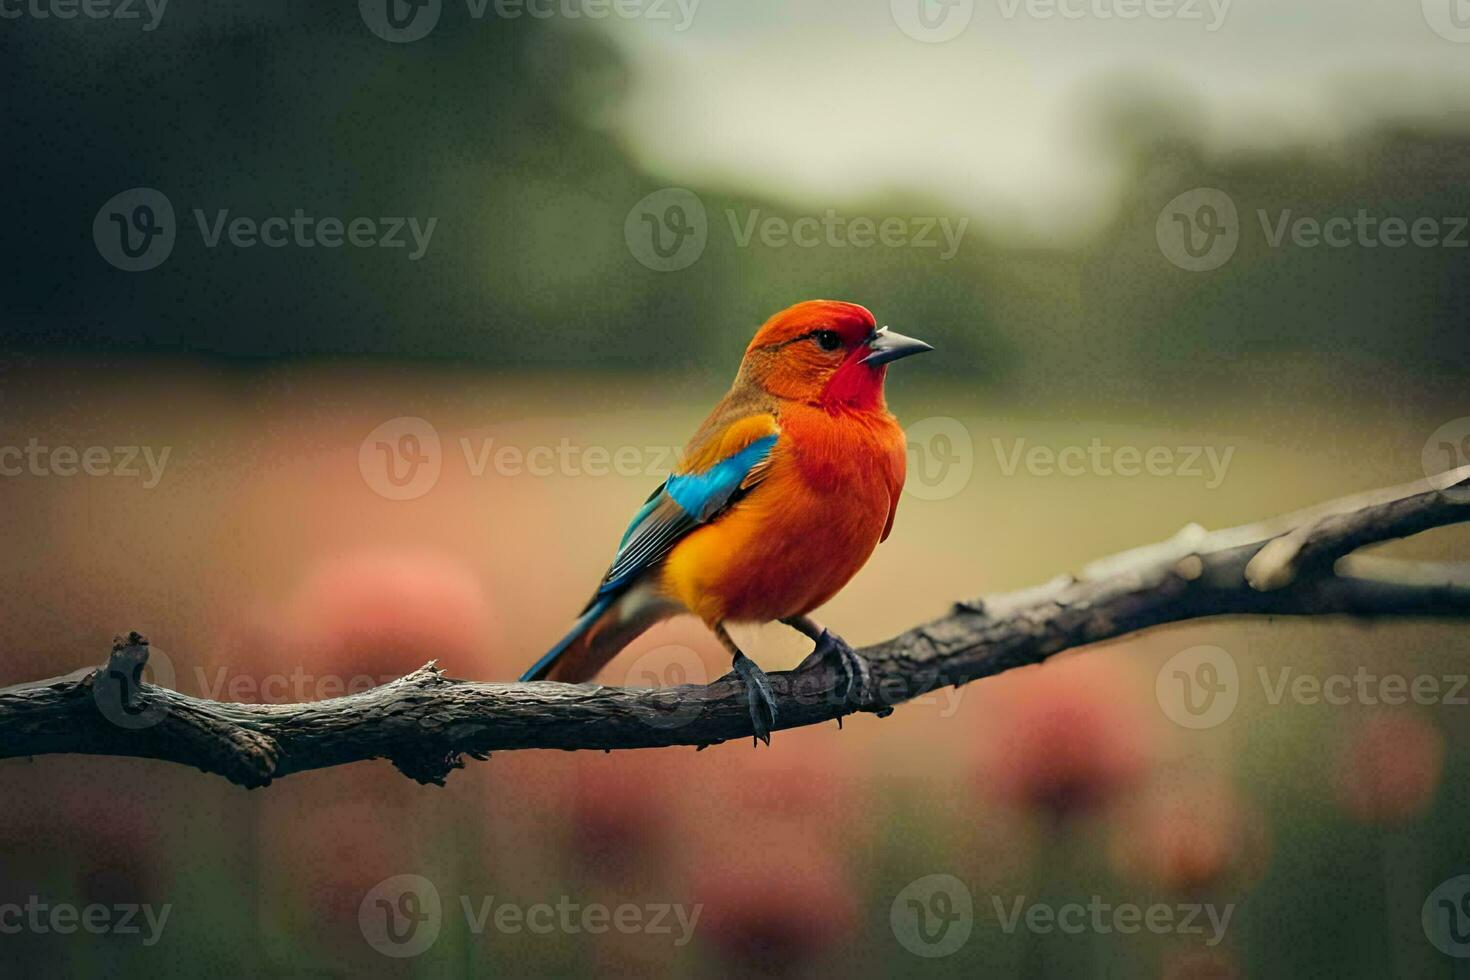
[740,300,932,411]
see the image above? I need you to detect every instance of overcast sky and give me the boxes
[596,0,1470,240]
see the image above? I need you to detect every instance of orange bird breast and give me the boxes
[658,402,907,626]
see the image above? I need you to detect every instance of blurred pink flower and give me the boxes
[1161,945,1240,980]
[1109,776,1270,894]
[1334,711,1444,826]
[974,657,1153,820]
[692,733,870,835]
[657,733,871,970]
[264,788,415,938]
[0,764,173,930]
[568,750,688,872]
[280,549,494,681]
[694,834,859,972]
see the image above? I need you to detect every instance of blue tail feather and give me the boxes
[519,595,616,682]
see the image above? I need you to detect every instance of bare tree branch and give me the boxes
[2,466,1467,788]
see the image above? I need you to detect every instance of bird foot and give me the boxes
[728,652,778,746]
[798,629,871,706]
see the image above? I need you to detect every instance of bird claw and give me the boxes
[810,629,871,706]
[729,652,778,746]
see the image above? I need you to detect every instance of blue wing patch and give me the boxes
[666,434,779,519]
[521,431,778,682]
[595,432,778,598]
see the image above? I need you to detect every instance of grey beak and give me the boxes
[862,326,934,366]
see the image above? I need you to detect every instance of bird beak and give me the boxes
[861,326,934,366]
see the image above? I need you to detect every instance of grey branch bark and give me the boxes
[2,466,1467,789]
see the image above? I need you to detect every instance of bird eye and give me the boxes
[813,330,842,352]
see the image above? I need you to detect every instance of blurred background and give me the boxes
[2,0,1469,975]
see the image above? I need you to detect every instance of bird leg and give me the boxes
[784,615,871,705]
[714,622,778,746]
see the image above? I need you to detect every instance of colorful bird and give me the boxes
[520,300,932,742]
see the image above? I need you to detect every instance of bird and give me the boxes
[519,300,932,743]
